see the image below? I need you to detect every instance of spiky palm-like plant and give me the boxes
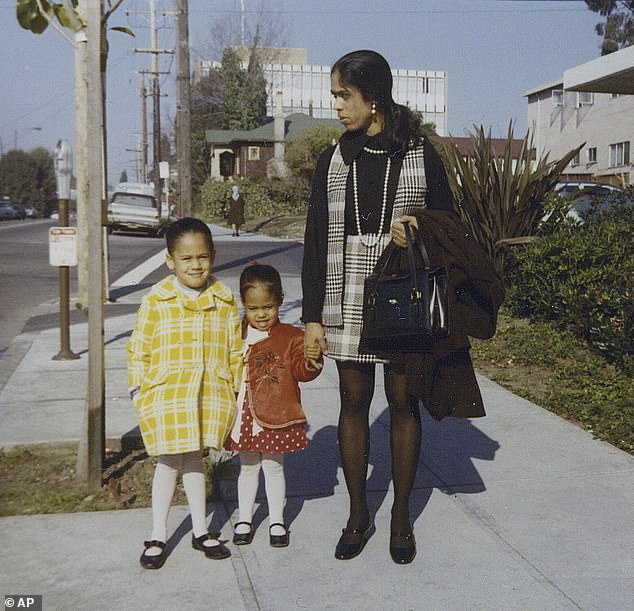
[441,124,583,273]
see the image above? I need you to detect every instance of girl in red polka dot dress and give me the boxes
[225,264,322,547]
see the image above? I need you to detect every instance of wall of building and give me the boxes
[240,143,275,180]
[527,87,634,186]
[195,60,448,136]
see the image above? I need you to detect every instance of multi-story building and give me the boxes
[194,48,448,136]
[524,45,634,187]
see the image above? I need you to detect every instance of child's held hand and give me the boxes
[305,340,323,370]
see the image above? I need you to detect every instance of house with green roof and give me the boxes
[205,111,341,180]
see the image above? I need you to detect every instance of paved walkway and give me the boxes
[0,225,632,611]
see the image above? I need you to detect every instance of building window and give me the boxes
[609,141,630,167]
[571,152,580,166]
[587,147,597,164]
[247,146,260,161]
[552,89,564,107]
[578,91,593,107]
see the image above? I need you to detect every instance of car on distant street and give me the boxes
[0,201,20,220]
[107,182,169,236]
[13,203,38,219]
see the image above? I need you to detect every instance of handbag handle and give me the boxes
[403,220,432,270]
[370,220,433,305]
[402,220,428,304]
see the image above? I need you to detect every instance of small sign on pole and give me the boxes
[49,227,78,267]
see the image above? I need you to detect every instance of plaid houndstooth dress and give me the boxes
[321,133,428,363]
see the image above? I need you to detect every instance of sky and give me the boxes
[0,0,605,187]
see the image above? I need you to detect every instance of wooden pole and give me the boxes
[177,0,192,216]
[76,0,105,488]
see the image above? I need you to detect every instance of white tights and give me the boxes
[236,452,286,536]
[146,450,217,554]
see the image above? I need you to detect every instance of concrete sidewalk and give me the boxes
[0,225,632,611]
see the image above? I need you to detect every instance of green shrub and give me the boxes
[198,177,309,222]
[506,204,634,371]
[263,177,310,214]
[440,123,582,273]
[199,179,273,220]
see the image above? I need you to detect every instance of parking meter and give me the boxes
[55,139,72,200]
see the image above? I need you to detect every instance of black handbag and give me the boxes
[361,221,449,353]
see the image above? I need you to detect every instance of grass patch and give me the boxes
[0,444,228,517]
[470,313,634,454]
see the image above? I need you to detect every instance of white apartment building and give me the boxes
[195,51,448,136]
[524,45,634,187]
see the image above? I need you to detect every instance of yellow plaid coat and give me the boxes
[127,275,242,456]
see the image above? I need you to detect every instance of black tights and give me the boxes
[336,360,421,534]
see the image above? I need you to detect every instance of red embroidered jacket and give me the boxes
[245,322,321,428]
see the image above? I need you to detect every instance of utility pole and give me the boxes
[76,0,105,489]
[176,0,192,216]
[150,0,161,208]
[131,1,175,209]
[140,73,148,183]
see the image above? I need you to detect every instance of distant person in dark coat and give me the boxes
[227,185,245,237]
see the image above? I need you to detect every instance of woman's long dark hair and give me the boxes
[332,50,423,154]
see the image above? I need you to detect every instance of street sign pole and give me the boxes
[53,140,79,361]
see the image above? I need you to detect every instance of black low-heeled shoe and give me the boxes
[389,530,416,565]
[334,522,374,560]
[232,521,253,545]
[140,540,167,569]
[269,523,289,548]
[192,533,231,560]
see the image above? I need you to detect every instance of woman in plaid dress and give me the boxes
[127,218,242,568]
[301,50,454,565]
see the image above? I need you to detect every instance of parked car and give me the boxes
[554,180,624,199]
[0,201,20,220]
[567,190,633,223]
[13,203,38,218]
[550,181,628,223]
[49,210,77,222]
[107,182,167,236]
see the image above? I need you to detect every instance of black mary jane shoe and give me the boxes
[140,540,167,570]
[269,523,289,548]
[389,530,416,565]
[192,533,231,560]
[334,522,374,560]
[232,521,253,546]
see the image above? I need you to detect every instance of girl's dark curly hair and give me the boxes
[165,217,214,255]
[239,263,284,306]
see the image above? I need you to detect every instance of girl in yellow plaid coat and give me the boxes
[127,218,242,568]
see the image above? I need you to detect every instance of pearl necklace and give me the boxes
[353,147,391,248]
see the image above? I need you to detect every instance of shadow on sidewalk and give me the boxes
[207,407,500,537]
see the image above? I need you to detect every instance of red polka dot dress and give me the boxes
[224,395,308,453]
[224,326,308,454]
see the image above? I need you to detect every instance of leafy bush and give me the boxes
[199,179,270,220]
[440,123,582,273]
[285,125,343,185]
[199,177,309,222]
[506,204,634,371]
[263,177,310,214]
